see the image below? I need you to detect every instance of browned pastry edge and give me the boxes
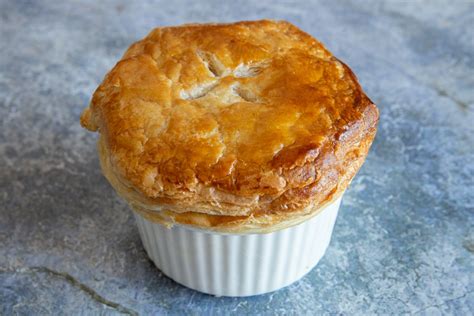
[97,108,376,233]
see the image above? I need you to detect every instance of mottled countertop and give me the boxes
[1,0,473,314]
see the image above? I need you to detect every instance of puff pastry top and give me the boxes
[81,20,379,231]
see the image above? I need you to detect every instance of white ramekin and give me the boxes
[133,196,342,297]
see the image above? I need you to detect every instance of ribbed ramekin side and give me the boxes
[133,197,342,297]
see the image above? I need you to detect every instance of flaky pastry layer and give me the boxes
[82,20,379,231]
[98,136,347,233]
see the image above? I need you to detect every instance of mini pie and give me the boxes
[81,20,379,233]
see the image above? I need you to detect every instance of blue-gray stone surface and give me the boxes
[1,0,473,314]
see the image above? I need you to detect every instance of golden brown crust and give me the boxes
[82,20,379,231]
[97,136,347,233]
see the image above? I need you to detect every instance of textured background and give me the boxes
[1,0,473,314]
